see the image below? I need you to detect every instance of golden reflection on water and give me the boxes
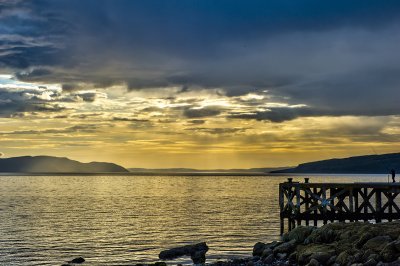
[0,174,385,265]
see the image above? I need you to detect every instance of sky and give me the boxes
[1,0,400,169]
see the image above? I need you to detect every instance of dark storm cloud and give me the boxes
[183,107,222,118]
[0,87,65,117]
[2,0,400,119]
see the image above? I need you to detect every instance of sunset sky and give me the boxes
[1,0,400,169]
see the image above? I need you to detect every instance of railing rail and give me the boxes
[279,179,400,235]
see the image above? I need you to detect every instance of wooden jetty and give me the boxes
[279,178,400,235]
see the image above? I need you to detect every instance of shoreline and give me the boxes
[138,221,400,266]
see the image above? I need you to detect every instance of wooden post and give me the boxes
[349,188,354,222]
[363,187,368,222]
[375,189,382,223]
[279,183,284,235]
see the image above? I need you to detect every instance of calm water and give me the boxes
[0,174,388,265]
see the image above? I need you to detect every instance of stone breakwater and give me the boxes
[240,221,400,266]
[138,221,400,266]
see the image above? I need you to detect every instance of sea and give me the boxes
[0,174,389,265]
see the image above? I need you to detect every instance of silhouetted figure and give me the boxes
[391,169,396,183]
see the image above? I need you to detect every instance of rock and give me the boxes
[253,241,280,257]
[273,240,296,255]
[159,242,208,261]
[154,263,167,266]
[288,252,297,263]
[363,236,392,253]
[69,257,85,264]
[367,254,381,263]
[308,258,320,266]
[276,253,287,260]
[336,251,352,265]
[310,251,334,264]
[261,248,273,258]
[283,226,315,244]
[262,254,274,264]
[351,264,363,266]
[355,233,375,248]
[380,242,399,262]
[253,242,267,256]
[326,255,337,265]
[305,224,337,244]
[296,243,336,264]
[191,250,207,264]
[363,258,378,266]
[393,240,400,252]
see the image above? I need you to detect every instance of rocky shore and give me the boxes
[211,221,400,266]
[66,221,400,266]
[154,221,400,266]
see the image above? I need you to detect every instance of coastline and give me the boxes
[139,221,400,266]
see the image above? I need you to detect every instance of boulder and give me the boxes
[283,226,315,244]
[363,258,378,266]
[159,242,209,262]
[380,242,399,262]
[261,248,273,258]
[310,251,334,264]
[262,254,274,264]
[273,240,296,255]
[336,251,353,265]
[326,255,337,266]
[191,250,207,264]
[296,243,336,264]
[363,236,392,253]
[69,257,85,264]
[308,258,320,266]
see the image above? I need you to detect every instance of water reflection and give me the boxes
[0,174,386,265]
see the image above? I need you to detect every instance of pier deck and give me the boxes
[279,179,400,235]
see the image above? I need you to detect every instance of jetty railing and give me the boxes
[279,179,400,235]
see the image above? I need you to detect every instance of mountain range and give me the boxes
[1,152,400,174]
[0,156,128,173]
[272,152,400,174]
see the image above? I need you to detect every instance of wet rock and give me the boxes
[307,258,320,266]
[253,242,267,256]
[282,226,315,244]
[310,251,334,264]
[276,253,287,260]
[273,240,296,255]
[393,240,400,252]
[159,242,208,261]
[355,233,375,248]
[336,251,353,265]
[262,254,274,264]
[367,254,381,263]
[363,258,378,266]
[326,256,337,266]
[261,248,273,258]
[191,250,207,264]
[69,257,85,264]
[363,236,392,253]
[380,242,399,262]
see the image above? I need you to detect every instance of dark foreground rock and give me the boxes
[139,221,400,266]
[159,242,209,263]
[241,221,400,266]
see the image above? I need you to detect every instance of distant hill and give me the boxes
[0,156,128,173]
[272,153,400,174]
[128,167,289,174]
